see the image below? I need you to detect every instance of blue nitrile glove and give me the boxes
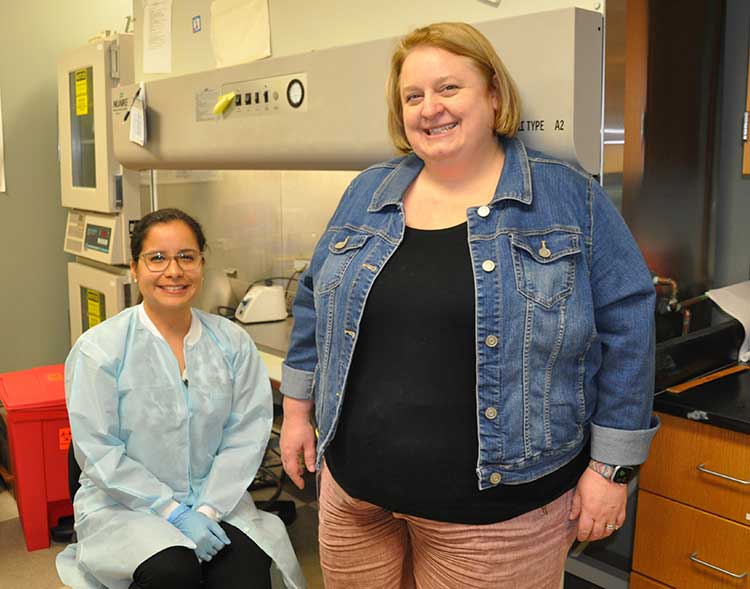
[167,503,231,561]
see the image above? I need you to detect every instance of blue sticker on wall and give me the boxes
[192,15,202,33]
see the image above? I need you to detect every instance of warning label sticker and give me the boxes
[75,69,88,116]
[59,427,72,450]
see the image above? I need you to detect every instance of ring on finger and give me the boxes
[605,523,619,531]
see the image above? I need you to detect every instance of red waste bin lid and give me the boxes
[0,364,66,411]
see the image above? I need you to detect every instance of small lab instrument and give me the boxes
[235,284,288,324]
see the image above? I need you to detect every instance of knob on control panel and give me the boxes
[218,73,307,118]
[286,79,305,108]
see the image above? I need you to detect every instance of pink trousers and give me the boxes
[318,464,577,589]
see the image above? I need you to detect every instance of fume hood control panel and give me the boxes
[215,73,308,120]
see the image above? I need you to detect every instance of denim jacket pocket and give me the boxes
[315,230,371,294]
[511,230,581,308]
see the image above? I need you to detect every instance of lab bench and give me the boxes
[631,320,749,588]
[242,317,293,395]
[633,411,750,588]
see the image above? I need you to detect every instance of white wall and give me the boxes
[133,0,603,80]
[269,0,602,56]
[0,1,132,372]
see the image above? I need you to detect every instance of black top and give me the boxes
[655,369,750,434]
[325,222,588,524]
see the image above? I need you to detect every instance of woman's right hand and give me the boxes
[280,397,317,489]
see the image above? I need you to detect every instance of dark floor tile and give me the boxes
[287,505,323,589]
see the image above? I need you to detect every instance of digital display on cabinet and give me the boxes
[84,224,111,253]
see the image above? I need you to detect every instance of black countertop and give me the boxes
[654,368,750,434]
[652,318,748,434]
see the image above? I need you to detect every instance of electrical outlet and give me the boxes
[293,259,309,272]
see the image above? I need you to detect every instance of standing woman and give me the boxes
[57,209,304,589]
[281,23,658,588]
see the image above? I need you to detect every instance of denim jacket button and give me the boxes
[477,205,491,218]
[481,260,496,272]
[484,407,498,420]
[333,236,349,250]
[485,335,498,348]
[490,472,502,485]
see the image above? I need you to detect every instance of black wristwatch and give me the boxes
[588,460,638,484]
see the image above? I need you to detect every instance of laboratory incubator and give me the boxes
[57,33,142,344]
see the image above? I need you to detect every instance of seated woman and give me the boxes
[57,209,305,589]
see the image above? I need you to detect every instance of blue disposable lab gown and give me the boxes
[56,305,305,589]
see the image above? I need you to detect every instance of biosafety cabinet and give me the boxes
[58,33,141,344]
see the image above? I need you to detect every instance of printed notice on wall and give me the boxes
[211,0,271,68]
[143,0,173,74]
[0,89,5,192]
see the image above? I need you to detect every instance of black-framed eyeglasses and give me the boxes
[139,250,203,272]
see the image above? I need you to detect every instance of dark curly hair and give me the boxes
[130,208,207,261]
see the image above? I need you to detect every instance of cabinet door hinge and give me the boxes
[110,42,120,83]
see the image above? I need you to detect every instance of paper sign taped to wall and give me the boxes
[0,89,5,192]
[143,0,173,74]
[211,0,271,68]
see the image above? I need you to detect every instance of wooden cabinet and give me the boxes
[639,412,750,525]
[630,572,672,589]
[633,412,750,588]
[634,491,750,587]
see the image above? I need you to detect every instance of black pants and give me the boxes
[129,521,272,589]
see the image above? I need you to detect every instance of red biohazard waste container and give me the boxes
[0,364,72,551]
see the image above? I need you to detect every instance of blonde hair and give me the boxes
[386,22,521,154]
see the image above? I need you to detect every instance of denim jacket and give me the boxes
[282,137,659,489]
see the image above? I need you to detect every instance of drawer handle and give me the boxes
[689,552,748,579]
[697,463,750,485]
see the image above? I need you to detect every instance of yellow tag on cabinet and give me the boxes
[75,69,88,116]
[86,289,103,323]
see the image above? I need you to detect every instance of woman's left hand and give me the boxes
[568,468,627,542]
